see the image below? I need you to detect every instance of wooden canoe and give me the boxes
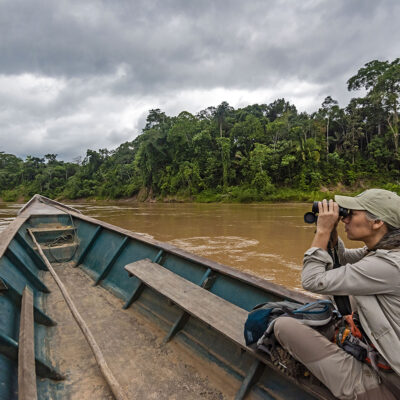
[0,195,336,399]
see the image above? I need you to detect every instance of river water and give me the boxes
[0,200,362,292]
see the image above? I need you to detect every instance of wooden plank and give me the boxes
[0,276,55,326]
[75,226,102,266]
[14,233,47,271]
[235,360,265,400]
[18,194,79,216]
[125,259,336,400]
[94,237,129,285]
[123,281,145,309]
[18,286,38,400]
[0,215,29,260]
[29,229,128,400]
[5,248,50,293]
[125,259,248,347]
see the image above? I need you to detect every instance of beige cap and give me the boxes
[335,189,400,228]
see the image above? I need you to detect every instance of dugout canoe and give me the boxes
[0,194,336,400]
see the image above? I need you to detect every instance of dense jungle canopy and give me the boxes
[1,59,400,202]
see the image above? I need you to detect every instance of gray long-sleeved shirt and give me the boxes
[302,238,400,375]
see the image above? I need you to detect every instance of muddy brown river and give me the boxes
[0,200,362,293]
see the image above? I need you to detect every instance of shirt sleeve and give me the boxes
[302,247,400,295]
[336,237,368,265]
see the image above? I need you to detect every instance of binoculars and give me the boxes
[304,201,350,224]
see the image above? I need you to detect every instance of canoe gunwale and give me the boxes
[68,209,314,304]
[0,215,30,259]
[17,194,82,216]
[3,194,314,305]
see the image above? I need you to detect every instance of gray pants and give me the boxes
[273,317,396,400]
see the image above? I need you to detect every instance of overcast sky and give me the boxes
[1,0,399,161]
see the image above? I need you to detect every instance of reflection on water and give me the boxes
[0,200,363,292]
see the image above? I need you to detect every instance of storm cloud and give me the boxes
[1,0,399,160]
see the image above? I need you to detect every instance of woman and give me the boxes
[274,189,400,399]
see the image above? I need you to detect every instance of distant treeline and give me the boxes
[1,59,400,202]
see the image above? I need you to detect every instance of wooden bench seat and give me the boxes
[124,259,335,400]
[125,258,248,348]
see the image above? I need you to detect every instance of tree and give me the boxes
[215,101,233,137]
[348,59,400,154]
[216,137,231,189]
[144,109,170,131]
[264,98,297,122]
[319,96,343,157]
[248,144,275,193]
[230,114,265,156]
[45,154,58,165]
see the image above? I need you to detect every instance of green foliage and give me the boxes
[1,189,19,202]
[3,58,400,202]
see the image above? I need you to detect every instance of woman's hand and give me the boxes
[316,199,339,234]
[311,199,340,250]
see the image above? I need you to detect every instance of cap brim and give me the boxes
[334,195,364,210]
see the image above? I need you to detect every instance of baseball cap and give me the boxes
[335,189,400,228]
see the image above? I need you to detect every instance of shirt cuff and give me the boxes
[304,247,333,264]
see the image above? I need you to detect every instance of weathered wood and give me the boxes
[75,225,102,267]
[123,281,145,309]
[163,311,190,344]
[124,260,334,400]
[18,194,80,216]
[0,276,55,326]
[14,232,47,271]
[4,248,50,293]
[124,259,336,400]
[125,260,268,398]
[19,194,313,304]
[125,259,248,347]
[152,249,164,264]
[18,286,38,400]
[67,209,312,304]
[0,215,29,260]
[235,360,265,400]
[0,331,62,380]
[28,229,128,400]
[164,268,214,343]
[94,237,129,285]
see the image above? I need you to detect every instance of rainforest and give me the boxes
[1,59,400,202]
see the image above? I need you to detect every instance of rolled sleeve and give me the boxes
[302,247,333,292]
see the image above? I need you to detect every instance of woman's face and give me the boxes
[341,210,375,241]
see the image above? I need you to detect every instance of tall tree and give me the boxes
[348,59,400,154]
[215,101,233,137]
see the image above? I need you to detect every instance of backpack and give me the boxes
[244,299,338,347]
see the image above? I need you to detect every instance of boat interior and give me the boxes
[0,195,335,399]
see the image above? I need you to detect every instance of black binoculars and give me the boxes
[304,201,350,224]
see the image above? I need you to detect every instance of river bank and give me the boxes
[0,185,377,204]
[2,182,400,204]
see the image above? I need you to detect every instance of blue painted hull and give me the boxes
[0,195,334,399]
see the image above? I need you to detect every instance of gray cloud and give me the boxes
[0,0,399,160]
